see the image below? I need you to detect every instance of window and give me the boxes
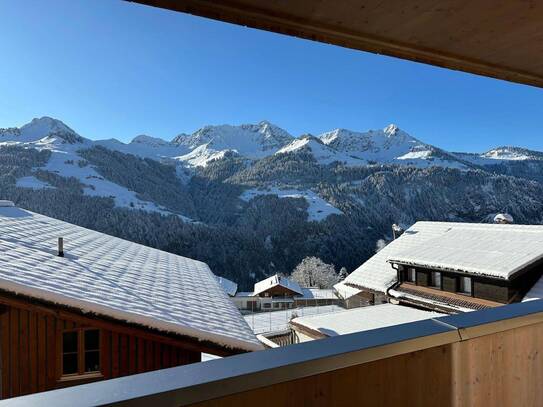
[459,276,472,295]
[263,303,271,308]
[430,271,441,288]
[61,328,101,377]
[407,268,416,283]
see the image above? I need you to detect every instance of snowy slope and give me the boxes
[3,117,176,216]
[455,146,543,165]
[16,176,54,190]
[240,187,343,221]
[95,135,189,162]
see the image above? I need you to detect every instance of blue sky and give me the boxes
[1,0,542,152]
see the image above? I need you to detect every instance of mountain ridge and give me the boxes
[2,116,543,287]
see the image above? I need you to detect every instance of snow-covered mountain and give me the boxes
[171,121,293,166]
[4,116,543,220]
[318,124,467,169]
[275,134,366,166]
[4,116,543,288]
[0,116,82,143]
[455,146,543,165]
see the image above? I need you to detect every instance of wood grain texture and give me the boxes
[129,0,543,88]
[0,295,202,399]
[190,322,543,407]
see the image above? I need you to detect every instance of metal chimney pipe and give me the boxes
[58,237,64,257]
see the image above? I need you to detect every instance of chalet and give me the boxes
[0,202,262,399]
[290,304,443,342]
[342,221,543,313]
[232,274,341,311]
[333,281,387,308]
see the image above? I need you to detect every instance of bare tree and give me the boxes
[291,257,339,288]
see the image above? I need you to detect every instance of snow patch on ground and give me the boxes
[16,176,54,190]
[1,137,177,217]
[240,187,343,221]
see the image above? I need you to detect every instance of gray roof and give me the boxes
[0,204,262,351]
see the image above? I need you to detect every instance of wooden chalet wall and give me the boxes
[0,296,201,399]
[399,261,543,305]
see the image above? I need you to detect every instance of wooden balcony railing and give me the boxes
[8,299,543,406]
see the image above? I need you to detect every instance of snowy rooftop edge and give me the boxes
[387,222,543,279]
[0,206,263,352]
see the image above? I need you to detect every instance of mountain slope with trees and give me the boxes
[2,117,543,289]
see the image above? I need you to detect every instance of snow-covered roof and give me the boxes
[388,222,543,279]
[343,221,543,294]
[245,305,344,334]
[253,274,303,296]
[291,303,444,337]
[343,222,457,294]
[214,275,238,297]
[0,205,262,352]
[333,281,362,299]
[299,288,338,300]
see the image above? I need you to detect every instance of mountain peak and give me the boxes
[1,116,83,143]
[383,123,400,135]
[131,134,169,147]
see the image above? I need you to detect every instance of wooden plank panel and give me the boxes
[146,340,154,371]
[101,330,111,379]
[111,332,119,378]
[46,315,56,388]
[162,344,170,368]
[128,336,136,374]
[28,312,38,394]
[137,338,145,373]
[37,315,47,392]
[1,308,10,398]
[188,344,453,407]
[10,308,19,397]
[155,343,162,370]
[120,334,128,376]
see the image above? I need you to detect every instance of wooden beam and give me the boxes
[127,0,543,89]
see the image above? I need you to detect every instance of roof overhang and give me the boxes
[128,1,543,88]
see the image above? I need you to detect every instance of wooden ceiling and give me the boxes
[129,1,543,88]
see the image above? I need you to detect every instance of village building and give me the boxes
[214,275,238,297]
[0,202,262,399]
[231,274,341,312]
[290,304,443,342]
[342,221,543,313]
[333,281,387,308]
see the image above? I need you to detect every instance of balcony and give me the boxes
[9,299,543,406]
